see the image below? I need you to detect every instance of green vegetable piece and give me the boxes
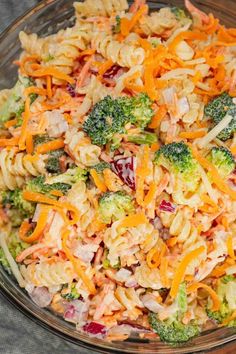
[171,7,189,20]
[26,176,71,195]
[206,276,236,326]
[0,232,28,273]
[154,142,200,192]
[204,92,236,141]
[46,167,88,185]
[61,284,80,300]
[2,189,35,218]
[207,146,235,178]
[0,77,35,125]
[128,131,157,145]
[91,162,111,173]
[98,191,134,224]
[112,15,121,34]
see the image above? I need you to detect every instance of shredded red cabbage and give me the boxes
[159,200,176,213]
[83,322,107,337]
[103,65,121,79]
[111,156,136,190]
[66,83,76,97]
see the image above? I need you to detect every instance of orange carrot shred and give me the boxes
[90,169,107,193]
[187,282,220,311]
[148,105,167,129]
[36,139,65,154]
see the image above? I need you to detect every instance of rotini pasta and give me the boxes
[74,0,128,17]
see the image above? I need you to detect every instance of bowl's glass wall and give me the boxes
[0,1,236,352]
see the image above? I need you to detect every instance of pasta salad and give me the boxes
[0,0,236,344]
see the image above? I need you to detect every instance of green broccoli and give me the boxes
[127,131,157,145]
[102,249,121,269]
[120,93,154,129]
[1,189,35,218]
[206,275,236,326]
[26,176,71,195]
[61,283,80,300]
[154,142,200,192]
[0,77,35,125]
[91,161,111,173]
[112,15,121,34]
[171,7,190,20]
[83,94,154,146]
[0,232,28,273]
[98,191,134,224]
[45,166,88,186]
[204,92,236,141]
[149,283,200,343]
[83,95,128,146]
[207,146,235,178]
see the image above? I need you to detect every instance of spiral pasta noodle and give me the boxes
[65,128,101,167]
[74,0,128,17]
[115,286,144,320]
[93,33,145,68]
[0,148,46,190]
[20,261,74,287]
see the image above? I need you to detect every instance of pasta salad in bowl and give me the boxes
[0,0,236,352]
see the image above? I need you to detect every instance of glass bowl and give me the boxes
[0,1,236,353]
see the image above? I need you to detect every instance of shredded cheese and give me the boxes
[187,282,220,311]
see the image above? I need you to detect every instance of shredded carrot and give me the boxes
[119,212,148,229]
[19,96,31,150]
[19,205,50,243]
[29,66,74,84]
[90,169,107,193]
[160,257,169,287]
[50,190,64,197]
[170,246,205,298]
[25,133,34,154]
[191,147,236,200]
[211,263,228,278]
[151,142,160,152]
[79,49,96,58]
[4,119,17,128]
[77,57,93,88]
[148,105,167,129]
[168,31,207,52]
[143,182,156,207]
[98,59,114,78]
[227,235,235,260]
[24,87,47,96]
[220,310,236,327]
[0,137,19,147]
[179,130,206,139]
[36,139,65,154]
[62,228,96,294]
[120,4,148,37]
[22,191,79,224]
[230,145,236,155]
[187,282,220,311]
[46,76,52,98]
[166,237,178,248]
[146,247,160,269]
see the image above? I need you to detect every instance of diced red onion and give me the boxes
[162,87,176,106]
[125,276,138,288]
[64,300,89,324]
[64,305,75,319]
[111,156,136,190]
[82,322,107,338]
[177,97,190,116]
[28,287,53,308]
[66,83,76,97]
[117,320,151,333]
[103,65,121,79]
[141,293,163,313]
[159,200,176,213]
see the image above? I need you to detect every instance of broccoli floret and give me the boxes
[83,94,154,146]
[45,149,65,174]
[91,162,111,173]
[46,167,88,186]
[154,142,200,192]
[206,276,236,326]
[204,92,236,141]
[33,134,53,146]
[121,93,154,129]
[127,131,157,145]
[2,189,35,218]
[0,77,35,125]
[61,283,80,300]
[149,283,199,343]
[149,313,199,343]
[83,95,128,146]
[208,146,235,178]
[98,191,134,224]
[0,232,28,273]
[171,7,189,20]
[26,176,71,195]
[112,15,121,34]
